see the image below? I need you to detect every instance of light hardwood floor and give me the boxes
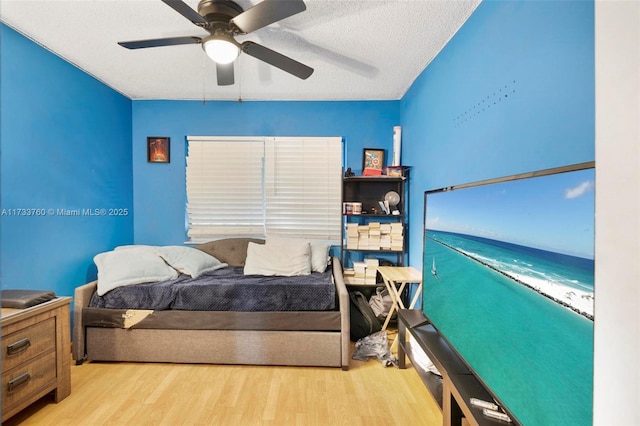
[4,340,441,426]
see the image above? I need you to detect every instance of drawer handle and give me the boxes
[7,372,31,392]
[7,338,31,355]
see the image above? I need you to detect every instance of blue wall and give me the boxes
[132,100,399,245]
[400,2,595,425]
[401,0,595,267]
[0,25,134,297]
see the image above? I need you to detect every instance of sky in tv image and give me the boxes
[425,167,595,260]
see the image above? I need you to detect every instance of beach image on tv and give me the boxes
[425,167,595,320]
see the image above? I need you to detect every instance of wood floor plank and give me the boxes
[3,348,442,425]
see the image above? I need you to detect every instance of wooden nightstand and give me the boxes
[1,297,71,422]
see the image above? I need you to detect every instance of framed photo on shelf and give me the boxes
[362,148,385,176]
[147,137,170,163]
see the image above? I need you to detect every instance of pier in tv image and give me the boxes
[423,163,594,426]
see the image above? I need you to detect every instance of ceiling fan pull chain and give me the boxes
[202,50,207,104]
[238,58,243,103]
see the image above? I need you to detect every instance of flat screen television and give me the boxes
[423,162,594,426]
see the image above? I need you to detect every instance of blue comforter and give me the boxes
[90,266,336,312]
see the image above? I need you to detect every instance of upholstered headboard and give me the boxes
[195,238,265,267]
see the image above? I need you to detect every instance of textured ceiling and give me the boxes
[1,0,480,101]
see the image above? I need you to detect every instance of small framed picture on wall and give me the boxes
[147,137,170,163]
[362,148,385,176]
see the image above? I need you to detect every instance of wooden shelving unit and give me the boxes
[341,175,408,269]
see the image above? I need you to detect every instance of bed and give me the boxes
[72,238,351,370]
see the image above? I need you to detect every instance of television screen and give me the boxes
[423,162,594,426]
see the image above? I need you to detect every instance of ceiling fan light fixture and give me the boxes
[203,37,239,65]
[118,0,314,85]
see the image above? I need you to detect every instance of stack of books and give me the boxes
[379,223,392,250]
[346,223,359,249]
[367,222,381,250]
[365,258,379,285]
[344,222,403,251]
[343,258,379,285]
[390,223,404,251]
[357,225,370,249]
[354,261,367,284]
[343,267,356,283]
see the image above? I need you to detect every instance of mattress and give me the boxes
[89,266,336,312]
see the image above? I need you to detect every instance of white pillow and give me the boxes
[310,241,331,273]
[94,248,179,296]
[154,246,227,278]
[114,244,152,251]
[244,238,311,276]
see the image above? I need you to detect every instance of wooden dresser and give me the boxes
[1,297,71,422]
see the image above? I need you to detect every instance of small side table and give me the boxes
[377,266,423,331]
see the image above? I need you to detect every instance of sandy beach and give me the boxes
[504,272,594,319]
[453,246,594,320]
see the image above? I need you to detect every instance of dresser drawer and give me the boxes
[2,317,56,372]
[2,350,57,409]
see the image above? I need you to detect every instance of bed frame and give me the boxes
[72,238,351,370]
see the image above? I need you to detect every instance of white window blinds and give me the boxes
[186,137,264,241]
[264,137,343,240]
[186,136,342,243]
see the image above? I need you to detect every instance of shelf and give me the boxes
[404,340,445,410]
[344,282,383,288]
[343,176,406,182]
[398,313,470,377]
[343,214,404,219]
[342,249,403,253]
[341,170,408,268]
[397,310,519,426]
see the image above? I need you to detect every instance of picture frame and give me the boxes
[147,137,170,163]
[362,148,385,175]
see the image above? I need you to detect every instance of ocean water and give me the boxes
[429,230,595,318]
[432,231,593,290]
[423,230,594,426]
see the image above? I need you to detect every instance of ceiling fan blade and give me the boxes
[216,63,235,86]
[231,0,306,34]
[242,41,313,80]
[161,0,207,25]
[118,36,201,49]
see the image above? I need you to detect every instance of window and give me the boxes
[186,136,342,243]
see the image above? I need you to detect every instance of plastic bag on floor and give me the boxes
[369,287,393,321]
[352,330,397,367]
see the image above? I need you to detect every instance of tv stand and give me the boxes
[397,309,518,426]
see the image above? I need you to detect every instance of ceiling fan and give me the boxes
[118,0,314,86]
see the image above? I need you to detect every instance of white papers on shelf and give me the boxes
[344,258,379,285]
[344,221,403,252]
